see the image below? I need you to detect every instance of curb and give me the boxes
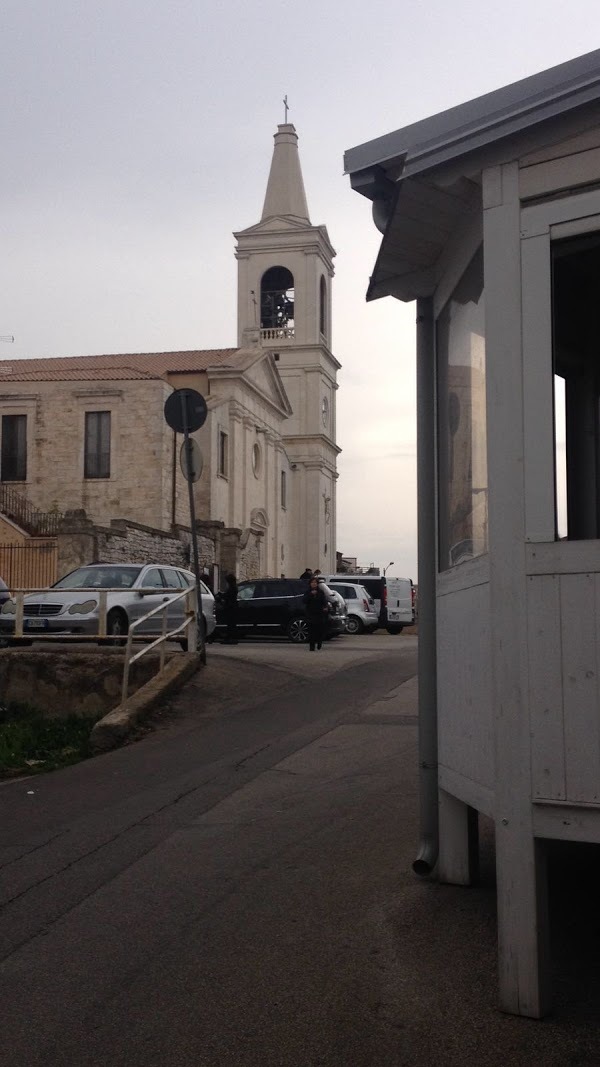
[90,652,202,753]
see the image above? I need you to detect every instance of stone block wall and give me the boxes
[54,510,265,586]
[0,377,175,531]
[238,528,264,580]
[0,649,170,718]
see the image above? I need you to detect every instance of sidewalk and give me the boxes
[2,653,600,1065]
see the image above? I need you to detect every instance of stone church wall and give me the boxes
[238,528,264,580]
[0,377,175,532]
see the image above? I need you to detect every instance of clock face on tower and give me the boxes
[322,396,329,427]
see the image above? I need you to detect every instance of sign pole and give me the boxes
[180,391,206,664]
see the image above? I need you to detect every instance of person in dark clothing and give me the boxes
[222,573,238,644]
[303,575,329,651]
[299,568,313,580]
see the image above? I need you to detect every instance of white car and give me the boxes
[0,563,216,645]
[328,582,379,635]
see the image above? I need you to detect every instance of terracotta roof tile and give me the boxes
[0,349,242,382]
[0,366,162,383]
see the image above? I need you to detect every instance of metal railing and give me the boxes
[121,586,197,703]
[0,484,64,536]
[1,585,199,707]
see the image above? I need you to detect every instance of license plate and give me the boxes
[25,618,49,630]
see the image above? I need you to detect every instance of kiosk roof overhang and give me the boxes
[345,49,600,302]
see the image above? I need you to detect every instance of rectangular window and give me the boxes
[218,430,228,477]
[552,231,600,540]
[84,411,111,479]
[1,414,27,481]
[437,247,487,570]
[281,469,287,509]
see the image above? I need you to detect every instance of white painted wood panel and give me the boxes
[438,764,495,818]
[527,540,600,575]
[521,233,555,543]
[521,187,600,238]
[533,802,600,843]
[437,580,493,791]
[527,574,565,800]
[519,146,600,200]
[485,163,550,1016]
[520,123,600,168]
[561,573,600,803]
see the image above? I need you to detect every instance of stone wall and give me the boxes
[238,528,264,580]
[53,509,268,587]
[0,377,175,531]
[98,519,191,568]
[0,649,166,718]
[55,511,235,586]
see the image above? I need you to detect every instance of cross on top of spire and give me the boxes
[283,95,289,123]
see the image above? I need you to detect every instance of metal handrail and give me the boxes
[1,584,200,709]
[0,484,64,536]
[121,585,197,703]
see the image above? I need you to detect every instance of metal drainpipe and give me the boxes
[412,296,439,877]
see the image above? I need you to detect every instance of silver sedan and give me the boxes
[0,563,216,643]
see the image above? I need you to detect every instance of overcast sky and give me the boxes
[1,2,597,579]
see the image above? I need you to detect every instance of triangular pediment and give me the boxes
[235,214,312,237]
[207,347,292,419]
[242,352,293,417]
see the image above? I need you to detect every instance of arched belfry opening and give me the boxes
[261,266,295,338]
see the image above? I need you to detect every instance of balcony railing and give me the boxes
[260,327,295,342]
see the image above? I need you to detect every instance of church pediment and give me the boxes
[241,352,293,417]
[207,348,292,419]
[235,215,311,236]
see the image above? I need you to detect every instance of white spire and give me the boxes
[261,124,310,224]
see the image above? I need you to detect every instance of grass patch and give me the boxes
[0,703,99,778]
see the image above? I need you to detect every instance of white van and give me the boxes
[324,574,415,633]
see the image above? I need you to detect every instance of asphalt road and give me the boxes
[2,633,600,1066]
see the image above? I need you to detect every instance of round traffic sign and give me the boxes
[164,388,208,433]
[180,439,203,483]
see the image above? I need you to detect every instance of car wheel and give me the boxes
[345,614,364,635]
[287,616,309,643]
[106,608,129,645]
[386,625,403,635]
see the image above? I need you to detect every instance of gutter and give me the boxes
[412,297,439,876]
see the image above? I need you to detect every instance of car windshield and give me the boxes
[53,566,143,590]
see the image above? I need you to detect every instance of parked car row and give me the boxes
[0,566,415,647]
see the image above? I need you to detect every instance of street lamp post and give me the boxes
[384,561,394,575]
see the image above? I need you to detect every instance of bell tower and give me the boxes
[234,123,340,576]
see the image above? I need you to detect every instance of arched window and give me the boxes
[261,266,295,338]
[319,275,327,338]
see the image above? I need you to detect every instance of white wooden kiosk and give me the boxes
[345,49,600,1017]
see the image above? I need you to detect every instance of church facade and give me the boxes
[0,125,340,580]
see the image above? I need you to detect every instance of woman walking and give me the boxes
[303,575,329,651]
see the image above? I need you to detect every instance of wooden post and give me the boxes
[483,161,551,1017]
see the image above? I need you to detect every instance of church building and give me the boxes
[0,124,340,581]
